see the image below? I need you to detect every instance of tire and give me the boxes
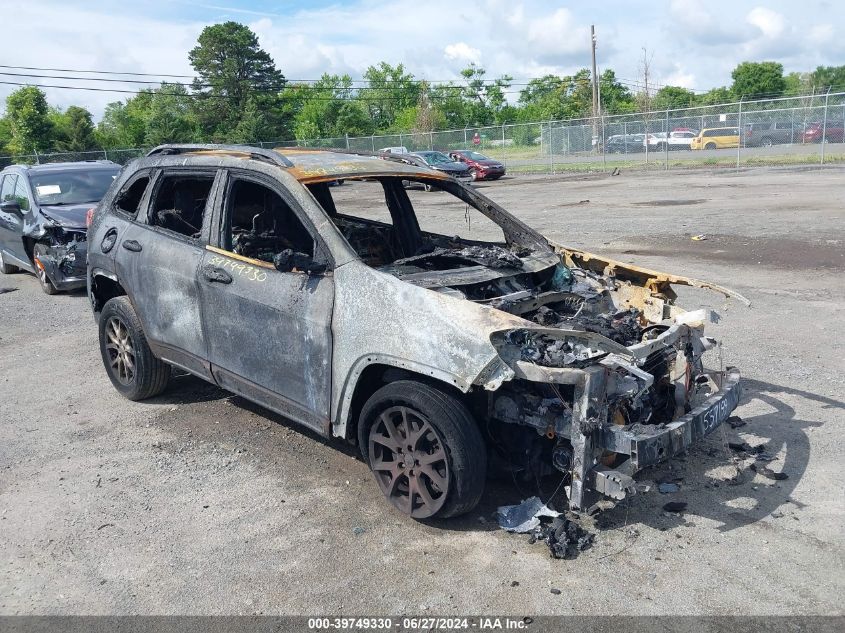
[98,296,170,401]
[705,142,717,150]
[32,244,58,295]
[761,137,773,147]
[0,250,18,274]
[358,380,486,519]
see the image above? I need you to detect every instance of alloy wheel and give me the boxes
[368,405,450,518]
[104,317,136,386]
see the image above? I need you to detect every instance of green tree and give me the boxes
[696,86,734,105]
[189,21,287,141]
[362,62,420,131]
[517,69,593,122]
[598,70,636,114]
[810,65,845,92]
[5,86,53,155]
[96,92,154,149]
[652,85,696,110]
[730,61,785,98]
[51,105,98,152]
[291,74,374,140]
[144,83,197,146]
[0,117,11,154]
[459,63,513,125]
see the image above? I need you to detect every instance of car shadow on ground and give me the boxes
[145,372,841,535]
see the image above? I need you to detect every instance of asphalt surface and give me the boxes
[0,166,843,615]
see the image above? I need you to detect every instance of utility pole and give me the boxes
[591,25,599,146]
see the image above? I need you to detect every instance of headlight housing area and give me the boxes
[491,328,629,369]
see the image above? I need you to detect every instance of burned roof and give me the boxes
[144,144,447,184]
[274,148,448,184]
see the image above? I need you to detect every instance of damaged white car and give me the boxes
[88,144,745,519]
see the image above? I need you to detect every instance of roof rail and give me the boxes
[275,145,419,166]
[146,144,294,168]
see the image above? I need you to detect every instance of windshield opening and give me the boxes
[415,152,453,165]
[29,168,120,205]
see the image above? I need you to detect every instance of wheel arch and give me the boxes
[333,356,480,443]
[90,271,128,314]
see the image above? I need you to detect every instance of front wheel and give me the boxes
[99,296,170,400]
[32,244,58,295]
[358,381,486,519]
[705,142,717,150]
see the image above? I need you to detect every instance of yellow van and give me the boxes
[690,127,740,150]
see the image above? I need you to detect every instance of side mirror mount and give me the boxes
[0,200,22,216]
[273,249,327,275]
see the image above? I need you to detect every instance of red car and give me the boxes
[448,150,506,181]
[801,121,844,143]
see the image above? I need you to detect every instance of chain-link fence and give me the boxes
[3,91,845,173]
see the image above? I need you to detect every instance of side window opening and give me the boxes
[227,179,314,263]
[1,174,17,202]
[115,175,150,217]
[150,174,215,239]
[308,178,511,271]
[13,178,30,211]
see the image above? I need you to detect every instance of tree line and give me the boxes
[2,21,844,157]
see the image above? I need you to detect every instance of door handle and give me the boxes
[122,239,142,252]
[201,264,232,284]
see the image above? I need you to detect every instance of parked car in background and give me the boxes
[801,121,845,144]
[448,150,506,180]
[605,134,645,154]
[0,160,121,294]
[690,127,740,150]
[743,121,795,147]
[643,130,697,151]
[378,146,409,154]
[87,144,744,519]
[410,151,473,183]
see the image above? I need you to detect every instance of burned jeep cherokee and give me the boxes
[88,144,745,519]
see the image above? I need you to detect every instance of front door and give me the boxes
[113,169,221,380]
[198,172,334,435]
[0,174,31,267]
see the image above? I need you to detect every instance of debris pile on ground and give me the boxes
[496,496,594,560]
[527,516,595,559]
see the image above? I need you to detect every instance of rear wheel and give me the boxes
[0,250,18,274]
[99,296,170,400]
[761,137,773,147]
[358,380,486,519]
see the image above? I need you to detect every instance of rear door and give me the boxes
[113,168,221,380]
[198,170,334,435]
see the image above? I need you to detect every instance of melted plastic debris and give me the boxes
[496,496,560,533]
[528,516,595,559]
[455,245,525,269]
[497,497,595,559]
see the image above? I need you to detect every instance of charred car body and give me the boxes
[87,144,746,519]
[0,161,121,294]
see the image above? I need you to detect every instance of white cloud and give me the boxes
[1,0,843,126]
[444,43,482,65]
[746,7,786,38]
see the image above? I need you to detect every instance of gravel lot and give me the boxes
[1,166,843,615]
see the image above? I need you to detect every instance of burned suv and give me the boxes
[88,144,745,519]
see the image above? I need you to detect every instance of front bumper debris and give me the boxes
[572,367,742,510]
